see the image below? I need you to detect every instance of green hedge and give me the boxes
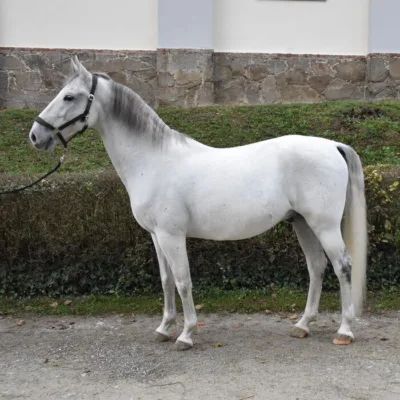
[1,167,400,297]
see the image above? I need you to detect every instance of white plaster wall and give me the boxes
[0,0,157,50]
[369,0,400,53]
[214,0,369,55]
[158,0,213,49]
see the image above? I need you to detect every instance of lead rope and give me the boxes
[0,155,65,195]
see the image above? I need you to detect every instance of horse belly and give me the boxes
[186,198,290,241]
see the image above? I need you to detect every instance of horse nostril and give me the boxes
[30,132,37,143]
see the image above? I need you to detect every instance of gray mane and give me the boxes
[65,70,187,147]
[108,80,188,147]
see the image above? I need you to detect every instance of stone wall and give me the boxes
[0,48,157,109]
[367,54,400,99]
[1,48,400,109]
[157,49,214,107]
[214,53,367,105]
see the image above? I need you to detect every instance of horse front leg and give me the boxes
[151,234,177,342]
[155,233,197,350]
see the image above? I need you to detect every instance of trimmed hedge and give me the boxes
[1,167,400,297]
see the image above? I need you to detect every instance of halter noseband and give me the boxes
[34,74,98,148]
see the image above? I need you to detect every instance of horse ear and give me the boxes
[73,56,91,82]
[70,56,79,75]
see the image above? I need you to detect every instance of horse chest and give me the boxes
[129,194,188,235]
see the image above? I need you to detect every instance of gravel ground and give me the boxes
[1,311,400,400]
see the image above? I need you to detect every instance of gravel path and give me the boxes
[1,311,400,399]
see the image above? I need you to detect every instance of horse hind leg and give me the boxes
[312,224,355,345]
[291,215,327,339]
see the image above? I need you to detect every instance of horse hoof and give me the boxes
[333,334,353,345]
[154,331,170,342]
[290,327,309,339]
[175,339,193,351]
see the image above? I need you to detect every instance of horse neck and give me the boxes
[93,82,201,186]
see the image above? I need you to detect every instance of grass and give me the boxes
[1,101,400,312]
[1,101,400,174]
[1,288,399,316]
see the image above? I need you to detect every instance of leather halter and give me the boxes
[34,74,98,148]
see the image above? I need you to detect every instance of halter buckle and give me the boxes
[88,94,94,101]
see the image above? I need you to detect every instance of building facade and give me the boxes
[0,0,399,108]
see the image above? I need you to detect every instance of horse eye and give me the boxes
[63,95,74,102]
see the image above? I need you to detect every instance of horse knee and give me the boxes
[161,275,174,290]
[175,280,192,298]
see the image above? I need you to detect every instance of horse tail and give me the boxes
[337,144,368,317]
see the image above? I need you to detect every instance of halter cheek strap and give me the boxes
[34,74,98,148]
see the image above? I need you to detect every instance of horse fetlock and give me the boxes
[294,318,311,331]
[185,314,198,328]
[337,326,354,339]
[302,309,318,322]
[308,315,317,323]
[295,312,316,330]
[156,315,176,337]
[343,310,354,324]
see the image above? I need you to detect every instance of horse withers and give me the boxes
[29,57,367,350]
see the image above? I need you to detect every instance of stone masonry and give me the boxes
[0,47,400,109]
[157,49,214,107]
[0,48,157,109]
[214,53,366,105]
[367,54,400,99]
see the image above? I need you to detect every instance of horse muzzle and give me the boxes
[29,125,55,150]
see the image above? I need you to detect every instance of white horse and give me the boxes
[29,57,367,350]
